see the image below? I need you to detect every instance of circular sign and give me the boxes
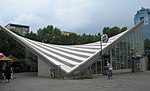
[101,34,109,43]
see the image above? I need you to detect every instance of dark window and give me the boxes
[140,17,144,21]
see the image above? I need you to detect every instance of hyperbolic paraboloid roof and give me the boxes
[0,21,143,74]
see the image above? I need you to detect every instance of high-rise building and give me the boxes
[5,23,29,36]
[134,7,150,40]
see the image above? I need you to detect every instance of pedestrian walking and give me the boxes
[107,60,113,79]
[10,67,15,79]
[49,69,54,79]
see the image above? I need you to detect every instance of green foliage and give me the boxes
[25,25,101,45]
[36,25,61,43]
[0,30,25,58]
[102,26,127,37]
[25,31,39,41]
[144,39,150,50]
[120,27,128,32]
[103,27,110,36]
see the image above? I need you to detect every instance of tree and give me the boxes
[103,27,110,36]
[120,27,128,32]
[0,30,25,59]
[69,33,77,45]
[37,25,54,43]
[109,26,120,37]
[25,31,39,41]
[102,26,128,37]
[53,27,61,36]
[144,39,150,50]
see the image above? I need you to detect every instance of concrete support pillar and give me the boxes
[38,57,52,77]
[140,57,148,71]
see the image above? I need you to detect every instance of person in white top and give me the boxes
[107,60,113,79]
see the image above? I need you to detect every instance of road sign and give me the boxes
[101,34,109,43]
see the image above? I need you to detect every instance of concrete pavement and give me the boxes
[0,71,150,91]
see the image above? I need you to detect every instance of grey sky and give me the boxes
[0,0,150,34]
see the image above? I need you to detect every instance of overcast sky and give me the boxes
[0,0,150,34]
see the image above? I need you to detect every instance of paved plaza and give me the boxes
[0,71,150,91]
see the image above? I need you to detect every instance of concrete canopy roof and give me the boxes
[0,20,144,74]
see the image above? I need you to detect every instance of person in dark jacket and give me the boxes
[5,65,12,82]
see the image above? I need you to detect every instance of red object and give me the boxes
[0,53,4,58]
[101,34,108,39]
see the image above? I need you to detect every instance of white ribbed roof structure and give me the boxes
[0,21,143,75]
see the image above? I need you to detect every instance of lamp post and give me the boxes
[99,36,103,74]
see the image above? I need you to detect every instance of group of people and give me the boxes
[2,64,14,83]
[2,61,113,81]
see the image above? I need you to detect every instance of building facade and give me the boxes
[134,7,150,40]
[61,31,76,36]
[89,23,145,75]
[5,23,29,36]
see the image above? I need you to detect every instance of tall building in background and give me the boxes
[134,7,150,40]
[5,23,29,36]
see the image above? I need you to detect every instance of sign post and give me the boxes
[100,34,109,75]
